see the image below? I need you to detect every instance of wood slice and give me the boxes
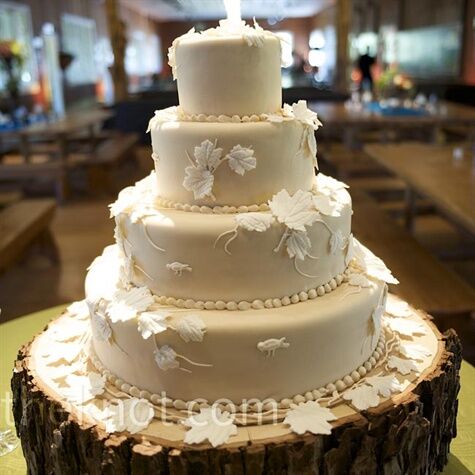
[12,323,461,475]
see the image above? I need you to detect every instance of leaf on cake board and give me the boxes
[45,341,84,366]
[51,319,89,343]
[235,212,274,232]
[398,342,432,361]
[63,372,106,405]
[183,166,215,200]
[385,317,427,338]
[284,401,337,435]
[104,398,155,434]
[138,311,170,339]
[226,145,256,175]
[107,286,154,323]
[342,384,380,410]
[268,189,319,232]
[67,300,90,320]
[385,294,412,318]
[174,315,207,343]
[387,355,420,375]
[183,408,238,447]
[366,374,407,397]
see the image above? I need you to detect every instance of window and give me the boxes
[125,30,162,76]
[61,14,97,85]
[0,1,37,92]
[274,31,293,68]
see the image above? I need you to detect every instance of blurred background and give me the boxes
[0,0,474,361]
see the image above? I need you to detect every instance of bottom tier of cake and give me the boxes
[86,245,386,405]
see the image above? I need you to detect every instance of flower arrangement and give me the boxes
[375,65,414,99]
[0,40,25,99]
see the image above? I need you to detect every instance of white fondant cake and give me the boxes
[75,20,416,446]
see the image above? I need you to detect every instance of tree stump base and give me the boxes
[12,307,462,475]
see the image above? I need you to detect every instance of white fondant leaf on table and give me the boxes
[104,398,154,434]
[284,401,336,435]
[91,309,112,342]
[286,229,312,261]
[387,355,420,375]
[67,300,90,320]
[183,167,215,200]
[269,189,319,232]
[64,372,106,405]
[137,311,170,339]
[348,273,371,288]
[398,342,431,361]
[315,173,349,196]
[226,145,256,175]
[312,194,342,217]
[175,315,207,343]
[154,345,180,370]
[107,286,154,323]
[194,139,223,170]
[235,212,274,232]
[385,317,427,338]
[184,408,238,447]
[385,294,412,318]
[352,238,399,285]
[329,229,345,255]
[343,384,380,411]
[366,375,406,397]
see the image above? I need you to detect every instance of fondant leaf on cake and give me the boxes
[387,355,420,375]
[329,229,345,255]
[184,408,238,447]
[284,401,336,435]
[345,233,355,266]
[194,139,223,170]
[91,307,112,342]
[290,100,323,130]
[64,372,106,405]
[107,286,154,323]
[315,173,349,196]
[386,317,427,338]
[235,212,274,232]
[226,145,256,175]
[269,189,319,232]
[243,30,265,47]
[67,300,90,320]
[154,345,180,370]
[286,230,312,261]
[342,384,380,410]
[183,167,215,200]
[366,375,406,397]
[138,311,170,339]
[166,261,192,276]
[398,342,431,361]
[312,194,343,217]
[351,238,399,285]
[175,315,207,343]
[385,295,412,318]
[348,273,371,288]
[257,337,290,357]
[104,398,154,434]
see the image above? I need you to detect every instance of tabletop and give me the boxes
[0,306,474,474]
[310,100,475,128]
[365,143,475,236]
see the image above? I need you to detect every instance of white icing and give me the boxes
[166,262,192,276]
[257,337,290,357]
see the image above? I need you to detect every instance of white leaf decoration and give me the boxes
[107,286,154,323]
[345,233,355,266]
[284,401,336,435]
[291,100,323,129]
[243,30,265,47]
[184,408,238,447]
[91,307,112,342]
[286,229,312,261]
[166,262,192,276]
[386,295,412,318]
[315,173,349,196]
[104,398,154,434]
[64,372,106,405]
[398,342,431,361]
[343,384,380,410]
[194,139,223,170]
[51,319,88,342]
[329,230,345,255]
[306,128,317,163]
[137,311,170,339]
[386,317,427,338]
[257,337,290,357]
[175,315,207,343]
[352,238,399,285]
[348,273,371,288]
[67,300,90,320]
[235,212,274,232]
[226,145,256,176]
[312,194,343,217]
[269,189,319,232]
[45,342,83,365]
[183,166,215,200]
[387,355,420,375]
[154,345,180,370]
[366,375,406,397]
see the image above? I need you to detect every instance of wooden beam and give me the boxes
[335,0,351,92]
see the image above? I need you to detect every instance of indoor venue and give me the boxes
[0,1,474,473]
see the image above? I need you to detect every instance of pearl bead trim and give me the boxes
[152,270,350,311]
[90,332,386,416]
[156,196,270,214]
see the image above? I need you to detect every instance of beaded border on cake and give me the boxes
[89,331,387,416]
[152,269,350,311]
[155,196,270,214]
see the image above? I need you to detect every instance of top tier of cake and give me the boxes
[169,22,282,116]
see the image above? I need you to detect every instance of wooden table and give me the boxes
[365,143,475,236]
[0,109,113,202]
[310,101,475,147]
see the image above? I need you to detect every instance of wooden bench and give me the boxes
[0,199,57,271]
[351,189,475,316]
